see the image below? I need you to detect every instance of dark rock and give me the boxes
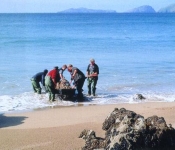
[79,108,175,150]
[133,94,146,100]
[79,129,107,150]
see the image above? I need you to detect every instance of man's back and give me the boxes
[32,72,43,82]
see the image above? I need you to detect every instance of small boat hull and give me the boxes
[55,88,76,100]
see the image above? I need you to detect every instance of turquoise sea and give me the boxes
[0,13,175,112]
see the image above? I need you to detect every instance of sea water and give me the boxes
[0,13,175,113]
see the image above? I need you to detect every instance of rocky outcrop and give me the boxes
[79,108,175,150]
[133,94,146,100]
[79,129,107,149]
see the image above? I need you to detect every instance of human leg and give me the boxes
[45,85,51,100]
[92,79,97,96]
[46,85,55,101]
[31,81,37,93]
[77,78,85,98]
[45,76,55,101]
[31,79,41,94]
[87,78,92,95]
[49,85,55,101]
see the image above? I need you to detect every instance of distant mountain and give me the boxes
[158,4,175,13]
[127,5,156,13]
[58,7,116,13]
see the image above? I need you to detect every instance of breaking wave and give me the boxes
[0,91,175,113]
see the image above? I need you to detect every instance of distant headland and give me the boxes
[58,7,116,13]
[158,4,175,13]
[58,4,175,13]
[126,5,156,13]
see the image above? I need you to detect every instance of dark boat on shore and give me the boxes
[55,88,76,100]
[55,79,76,100]
[55,79,91,101]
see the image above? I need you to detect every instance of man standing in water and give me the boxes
[31,69,48,94]
[86,58,99,96]
[67,64,85,99]
[45,66,59,101]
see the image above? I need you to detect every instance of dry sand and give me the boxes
[1,102,175,150]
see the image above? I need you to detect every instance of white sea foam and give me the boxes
[0,92,75,113]
[0,92,175,113]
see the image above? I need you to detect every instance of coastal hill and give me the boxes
[126,5,156,13]
[158,4,175,13]
[58,7,116,13]
[58,4,175,13]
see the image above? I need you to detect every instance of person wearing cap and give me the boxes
[45,66,59,101]
[31,69,48,94]
[86,58,99,96]
[67,64,85,99]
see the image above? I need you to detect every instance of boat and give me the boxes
[55,79,76,100]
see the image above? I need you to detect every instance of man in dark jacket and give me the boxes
[67,64,85,99]
[86,58,99,96]
[31,69,48,94]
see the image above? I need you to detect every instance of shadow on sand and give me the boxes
[0,113,28,128]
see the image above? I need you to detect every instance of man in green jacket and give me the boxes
[86,59,99,96]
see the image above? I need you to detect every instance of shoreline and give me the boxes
[1,100,174,115]
[1,102,175,150]
[1,91,175,113]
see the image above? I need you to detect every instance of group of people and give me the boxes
[31,59,99,101]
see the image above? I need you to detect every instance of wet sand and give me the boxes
[0,102,175,150]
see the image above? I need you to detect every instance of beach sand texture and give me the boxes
[0,102,175,150]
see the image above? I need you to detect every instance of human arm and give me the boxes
[59,69,64,80]
[52,70,58,86]
[86,71,89,77]
[41,74,45,86]
[60,73,64,80]
[86,64,90,77]
[71,69,77,80]
[88,72,98,77]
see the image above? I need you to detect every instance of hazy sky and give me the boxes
[0,0,174,13]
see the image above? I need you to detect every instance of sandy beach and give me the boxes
[1,102,175,150]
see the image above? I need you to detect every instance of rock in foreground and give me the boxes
[79,108,175,150]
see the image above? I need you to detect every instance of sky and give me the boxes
[0,0,174,13]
